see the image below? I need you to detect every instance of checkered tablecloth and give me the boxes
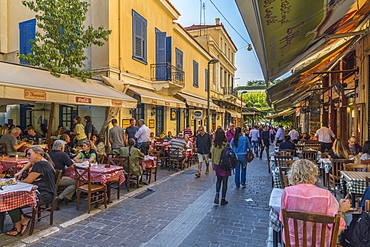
[140,158,156,170]
[0,184,37,212]
[269,208,281,232]
[65,165,126,186]
[340,171,370,195]
[0,158,29,173]
[269,188,283,232]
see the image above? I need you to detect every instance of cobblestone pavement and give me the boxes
[4,152,273,247]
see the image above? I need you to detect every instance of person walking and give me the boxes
[195,126,212,177]
[226,123,235,143]
[231,127,251,188]
[249,126,260,156]
[211,128,229,205]
[109,119,125,155]
[135,119,151,155]
[260,126,270,160]
[315,122,335,152]
[269,127,276,144]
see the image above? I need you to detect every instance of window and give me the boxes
[220,37,223,51]
[59,105,78,129]
[132,103,144,122]
[193,61,199,87]
[155,29,172,80]
[19,19,36,64]
[175,48,183,80]
[132,10,147,63]
[205,69,208,91]
[20,104,33,130]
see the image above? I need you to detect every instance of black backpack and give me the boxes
[340,211,370,247]
[219,144,238,171]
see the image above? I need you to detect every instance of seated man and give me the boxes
[60,134,76,159]
[169,133,186,168]
[25,126,43,144]
[0,127,26,156]
[279,135,296,151]
[118,139,144,179]
[344,136,362,158]
[49,140,76,210]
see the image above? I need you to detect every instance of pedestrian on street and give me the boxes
[269,126,276,144]
[260,126,270,160]
[315,122,335,152]
[195,126,212,177]
[109,119,125,155]
[249,125,260,156]
[226,123,235,143]
[231,127,251,188]
[125,118,139,146]
[135,119,151,155]
[211,128,229,205]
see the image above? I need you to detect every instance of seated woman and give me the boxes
[8,146,56,236]
[91,134,106,155]
[184,134,193,150]
[118,139,144,179]
[328,139,349,160]
[279,135,296,150]
[73,141,97,163]
[280,159,350,246]
[360,141,370,161]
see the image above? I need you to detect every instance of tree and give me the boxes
[20,0,111,81]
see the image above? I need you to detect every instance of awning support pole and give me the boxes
[46,103,55,149]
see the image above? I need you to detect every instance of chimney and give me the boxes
[215,18,220,25]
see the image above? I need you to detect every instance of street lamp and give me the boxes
[240,91,248,128]
[207,58,219,133]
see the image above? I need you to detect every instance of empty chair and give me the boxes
[343,163,369,172]
[274,155,293,168]
[328,159,354,196]
[279,167,290,189]
[281,209,341,247]
[302,150,318,162]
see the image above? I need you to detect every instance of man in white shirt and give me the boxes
[288,127,300,143]
[249,126,260,156]
[134,119,151,155]
[275,124,284,144]
[315,122,335,152]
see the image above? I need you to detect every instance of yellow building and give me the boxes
[185,19,239,128]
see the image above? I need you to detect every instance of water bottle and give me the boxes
[147,187,155,192]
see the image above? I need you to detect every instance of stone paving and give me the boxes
[1,151,273,247]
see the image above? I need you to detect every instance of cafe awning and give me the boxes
[226,109,240,118]
[236,0,370,82]
[0,62,137,108]
[127,87,186,108]
[266,108,296,119]
[176,92,220,111]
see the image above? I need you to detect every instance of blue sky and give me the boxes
[170,0,265,86]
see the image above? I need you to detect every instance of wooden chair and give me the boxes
[279,167,290,189]
[24,169,62,235]
[97,154,106,164]
[274,155,293,168]
[155,145,168,168]
[168,147,182,170]
[281,209,341,247]
[302,150,318,162]
[145,150,159,184]
[361,159,370,164]
[281,149,296,157]
[344,163,369,172]
[105,157,124,197]
[74,165,107,213]
[328,159,354,196]
[0,143,8,155]
[110,156,139,192]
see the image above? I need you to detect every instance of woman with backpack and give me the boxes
[211,128,229,205]
[231,127,252,188]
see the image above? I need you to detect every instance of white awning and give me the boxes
[0,62,137,108]
[176,92,220,111]
[127,87,186,108]
[226,109,240,118]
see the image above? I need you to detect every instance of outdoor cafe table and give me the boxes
[18,144,48,153]
[140,156,156,170]
[269,188,284,247]
[0,180,37,232]
[340,171,370,207]
[0,157,29,173]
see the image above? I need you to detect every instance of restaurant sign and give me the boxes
[193,110,202,120]
[112,100,122,107]
[76,97,91,104]
[24,89,46,100]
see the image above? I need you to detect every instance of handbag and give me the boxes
[246,149,254,163]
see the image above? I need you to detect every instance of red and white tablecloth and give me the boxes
[65,165,125,186]
[0,182,37,212]
[140,158,156,170]
[0,157,29,173]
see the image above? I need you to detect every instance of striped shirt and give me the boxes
[170,138,186,152]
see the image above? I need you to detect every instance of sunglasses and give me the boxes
[27,152,31,157]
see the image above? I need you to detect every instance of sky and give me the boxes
[169,0,266,87]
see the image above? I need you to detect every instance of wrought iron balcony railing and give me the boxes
[151,63,185,88]
[224,87,238,97]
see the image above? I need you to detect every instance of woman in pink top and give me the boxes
[280,159,350,246]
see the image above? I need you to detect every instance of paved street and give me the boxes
[20,155,273,247]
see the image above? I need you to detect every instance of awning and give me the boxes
[226,109,240,118]
[127,87,186,108]
[236,0,370,82]
[176,93,220,111]
[266,39,353,106]
[0,62,137,108]
[266,108,296,119]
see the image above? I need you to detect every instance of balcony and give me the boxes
[151,63,185,90]
[224,87,238,97]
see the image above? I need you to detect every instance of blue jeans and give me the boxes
[234,155,247,187]
[252,140,259,155]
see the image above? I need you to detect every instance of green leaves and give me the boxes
[19,0,111,81]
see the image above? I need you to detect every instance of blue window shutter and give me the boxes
[132,10,147,62]
[193,61,198,87]
[205,69,209,91]
[166,36,172,80]
[175,48,183,81]
[19,19,36,64]
[156,31,166,80]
